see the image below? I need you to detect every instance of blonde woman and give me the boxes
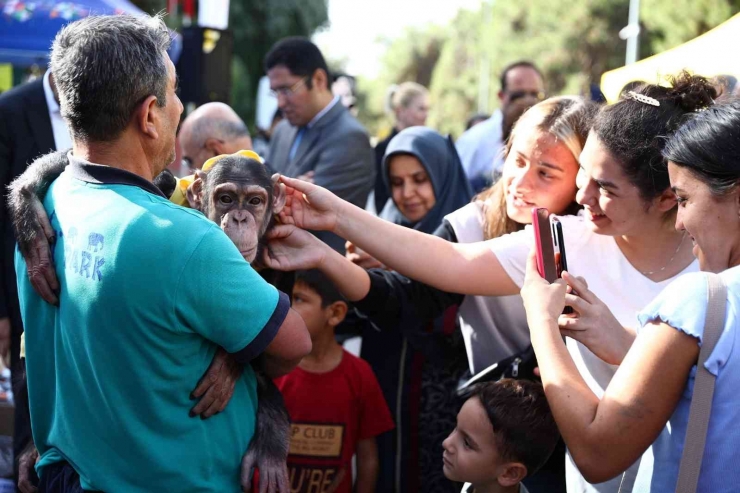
[373,82,430,212]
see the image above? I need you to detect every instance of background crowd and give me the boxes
[1,3,740,493]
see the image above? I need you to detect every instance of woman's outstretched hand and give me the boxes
[263,224,329,272]
[521,248,567,327]
[277,175,344,232]
[558,272,635,365]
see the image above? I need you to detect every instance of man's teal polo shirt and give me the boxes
[15,155,290,492]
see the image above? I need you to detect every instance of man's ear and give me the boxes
[272,173,287,214]
[137,95,160,139]
[204,137,224,156]
[497,462,528,487]
[314,68,329,92]
[186,170,207,210]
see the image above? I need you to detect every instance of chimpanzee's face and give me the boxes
[187,158,285,264]
[205,179,271,262]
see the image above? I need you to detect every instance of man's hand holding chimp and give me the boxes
[190,348,242,418]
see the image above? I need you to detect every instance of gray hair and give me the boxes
[50,14,171,142]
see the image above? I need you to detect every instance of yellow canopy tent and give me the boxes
[601,13,740,103]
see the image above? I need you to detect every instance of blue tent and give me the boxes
[0,0,181,66]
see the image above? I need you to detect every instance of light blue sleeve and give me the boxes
[637,272,735,376]
[173,226,283,354]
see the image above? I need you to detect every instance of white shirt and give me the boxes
[455,110,504,181]
[307,95,340,129]
[444,202,531,374]
[462,482,529,492]
[43,70,72,151]
[488,212,699,493]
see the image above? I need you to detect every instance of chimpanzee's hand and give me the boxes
[18,442,40,493]
[263,224,328,271]
[190,348,242,418]
[19,196,59,305]
[240,452,289,493]
[277,175,342,232]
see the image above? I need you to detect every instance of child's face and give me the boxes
[442,397,507,486]
[291,281,331,339]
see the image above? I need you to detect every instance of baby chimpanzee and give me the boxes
[8,150,293,492]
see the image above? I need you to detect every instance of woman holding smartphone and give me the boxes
[265,73,715,493]
[521,99,740,493]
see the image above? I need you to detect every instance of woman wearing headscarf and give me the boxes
[361,126,473,493]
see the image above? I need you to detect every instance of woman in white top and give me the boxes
[264,73,715,492]
[521,99,740,493]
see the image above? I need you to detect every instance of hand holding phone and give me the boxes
[532,208,574,314]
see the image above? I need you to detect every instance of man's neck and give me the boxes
[305,93,336,125]
[299,330,343,373]
[73,137,157,182]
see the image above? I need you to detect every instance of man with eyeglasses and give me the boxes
[265,37,374,253]
[177,102,253,171]
[456,61,545,192]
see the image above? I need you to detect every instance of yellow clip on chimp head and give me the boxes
[169,150,264,207]
[201,149,264,172]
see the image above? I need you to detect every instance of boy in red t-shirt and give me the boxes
[274,269,394,493]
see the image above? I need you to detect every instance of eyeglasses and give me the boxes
[270,76,309,98]
[508,90,546,103]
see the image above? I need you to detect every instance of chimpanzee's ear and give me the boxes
[186,170,207,210]
[272,173,287,214]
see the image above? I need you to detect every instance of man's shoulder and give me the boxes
[330,109,369,138]
[0,79,44,110]
[456,112,502,147]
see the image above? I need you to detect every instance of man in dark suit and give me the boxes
[0,72,66,485]
[265,37,375,253]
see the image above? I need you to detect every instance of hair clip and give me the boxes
[625,91,660,107]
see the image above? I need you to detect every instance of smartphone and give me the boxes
[532,208,558,283]
[551,218,568,277]
[551,217,574,314]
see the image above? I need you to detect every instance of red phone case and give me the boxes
[532,207,558,283]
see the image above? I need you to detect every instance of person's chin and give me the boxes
[442,455,458,480]
[583,210,614,233]
[505,203,530,224]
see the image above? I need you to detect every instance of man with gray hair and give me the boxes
[178,101,253,170]
[12,14,309,492]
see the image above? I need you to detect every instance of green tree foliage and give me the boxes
[229,0,328,127]
[362,0,740,137]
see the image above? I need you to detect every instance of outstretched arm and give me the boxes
[278,176,519,297]
[263,224,372,302]
[7,151,70,304]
